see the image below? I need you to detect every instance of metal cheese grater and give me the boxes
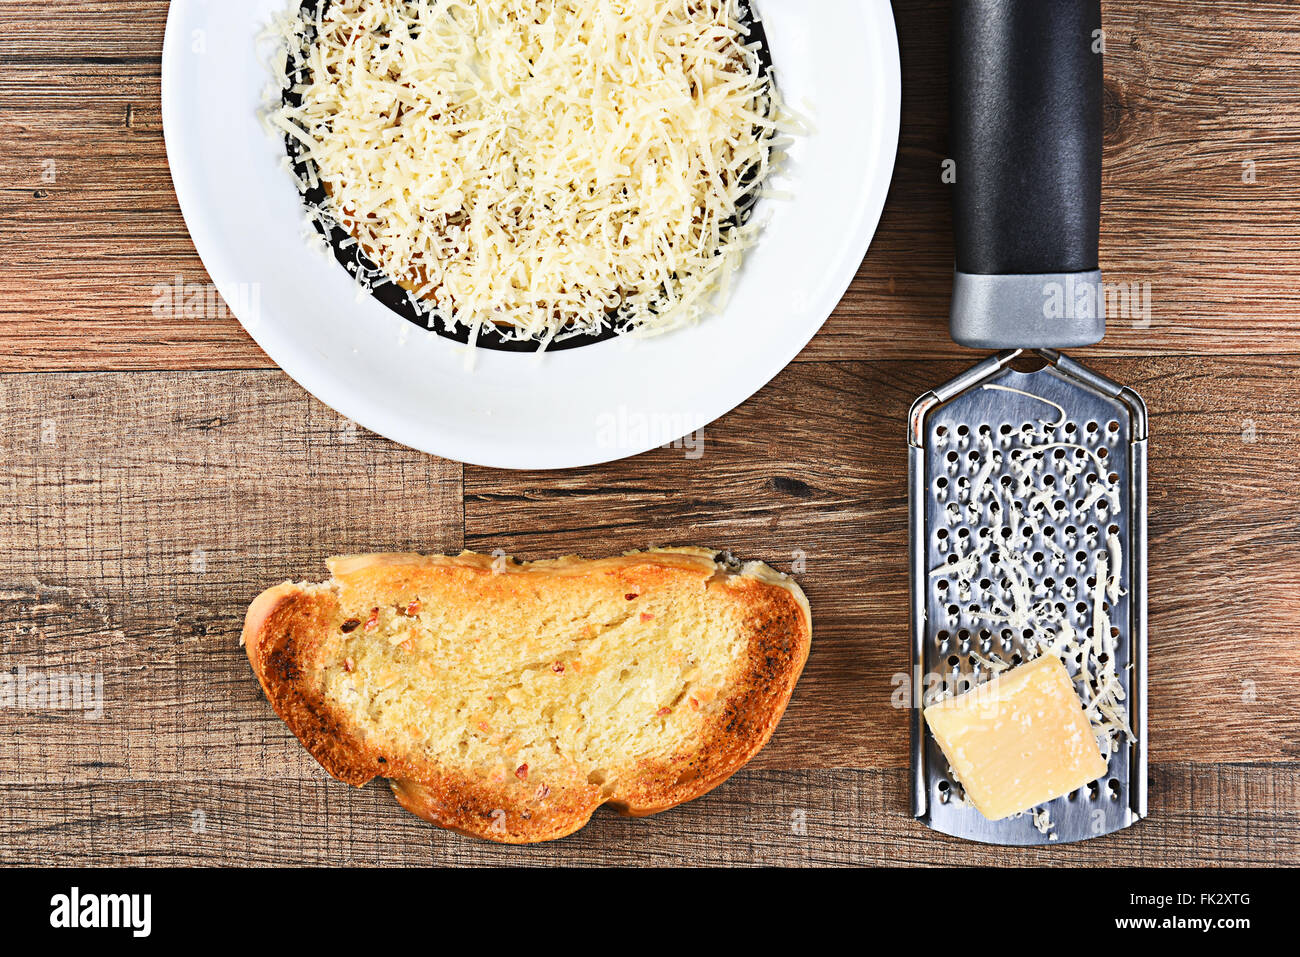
[909,0,1148,845]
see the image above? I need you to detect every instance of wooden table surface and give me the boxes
[2,0,1298,867]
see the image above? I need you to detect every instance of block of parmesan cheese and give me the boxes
[923,654,1108,821]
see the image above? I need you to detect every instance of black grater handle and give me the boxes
[949,0,1106,349]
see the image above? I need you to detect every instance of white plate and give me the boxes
[162,0,900,469]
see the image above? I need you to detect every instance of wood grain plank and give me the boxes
[464,356,1300,770]
[0,371,463,784]
[0,1,167,59]
[0,764,1294,867]
[1,1,1300,370]
[0,56,242,370]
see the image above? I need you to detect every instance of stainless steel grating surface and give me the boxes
[909,350,1148,845]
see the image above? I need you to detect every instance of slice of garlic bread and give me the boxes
[242,548,811,843]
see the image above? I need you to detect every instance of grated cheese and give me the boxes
[932,399,1135,759]
[264,0,787,341]
[1031,806,1058,839]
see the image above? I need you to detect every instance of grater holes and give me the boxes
[925,401,1133,785]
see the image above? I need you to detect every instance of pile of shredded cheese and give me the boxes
[930,387,1136,759]
[266,0,785,343]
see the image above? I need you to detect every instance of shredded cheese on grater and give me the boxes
[931,390,1135,759]
[264,0,787,342]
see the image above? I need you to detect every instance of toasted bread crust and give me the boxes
[242,584,388,787]
[242,549,811,843]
